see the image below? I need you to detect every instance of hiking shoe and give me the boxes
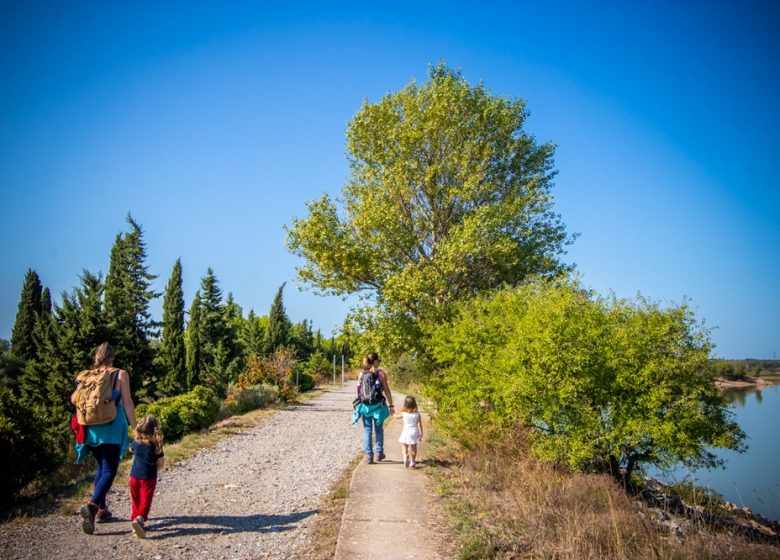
[79,502,98,535]
[377,452,386,462]
[366,454,374,465]
[131,516,146,539]
[96,507,112,523]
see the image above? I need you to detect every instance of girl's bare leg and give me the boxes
[410,443,418,466]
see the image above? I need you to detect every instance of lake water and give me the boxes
[651,382,780,520]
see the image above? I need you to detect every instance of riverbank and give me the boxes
[715,375,778,389]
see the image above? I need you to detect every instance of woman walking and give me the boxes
[352,352,394,464]
[71,342,137,534]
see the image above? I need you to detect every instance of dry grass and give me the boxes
[298,452,363,559]
[427,432,780,559]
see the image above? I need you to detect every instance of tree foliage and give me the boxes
[158,259,186,395]
[428,277,745,486]
[10,269,43,361]
[266,283,291,352]
[104,215,159,397]
[287,63,572,355]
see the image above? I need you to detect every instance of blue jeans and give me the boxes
[362,415,384,456]
[90,444,121,508]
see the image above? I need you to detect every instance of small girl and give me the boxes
[129,414,165,538]
[396,396,423,468]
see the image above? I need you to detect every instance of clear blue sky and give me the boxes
[1,1,778,358]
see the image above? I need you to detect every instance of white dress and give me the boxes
[398,412,421,444]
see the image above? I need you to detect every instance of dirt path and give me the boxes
[0,383,362,560]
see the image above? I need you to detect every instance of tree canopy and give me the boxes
[287,63,572,353]
[428,277,745,486]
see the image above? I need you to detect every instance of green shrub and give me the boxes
[136,385,219,442]
[291,371,316,392]
[0,388,58,507]
[224,383,280,415]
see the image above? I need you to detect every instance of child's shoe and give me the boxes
[131,516,146,539]
[410,460,417,468]
[96,507,112,523]
[79,501,98,535]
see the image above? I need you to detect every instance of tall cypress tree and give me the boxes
[104,215,159,397]
[158,259,186,395]
[266,283,290,352]
[185,290,202,390]
[11,269,43,361]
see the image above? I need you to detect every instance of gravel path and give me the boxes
[0,383,362,560]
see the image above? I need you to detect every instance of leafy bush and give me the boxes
[428,276,745,486]
[224,383,280,415]
[0,387,58,506]
[291,371,316,392]
[136,385,219,442]
[304,350,331,384]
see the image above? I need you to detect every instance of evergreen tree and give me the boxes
[11,269,43,361]
[266,283,291,352]
[290,319,314,360]
[104,215,159,397]
[158,259,186,395]
[241,310,267,359]
[185,291,202,390]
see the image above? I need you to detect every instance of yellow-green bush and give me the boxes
[136,385,219,442]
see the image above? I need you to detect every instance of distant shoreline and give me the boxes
[715,375,778,389]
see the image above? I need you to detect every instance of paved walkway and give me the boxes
[335,409,445,559]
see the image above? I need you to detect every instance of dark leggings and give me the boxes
[90,444,121,508]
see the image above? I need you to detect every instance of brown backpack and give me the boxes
[74,368,119,426]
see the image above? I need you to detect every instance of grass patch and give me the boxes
[427,428,780,560]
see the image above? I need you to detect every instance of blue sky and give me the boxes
[1,1,778,358]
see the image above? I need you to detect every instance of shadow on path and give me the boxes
[129,510,318,539]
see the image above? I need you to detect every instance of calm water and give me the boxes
[651,383,780,520]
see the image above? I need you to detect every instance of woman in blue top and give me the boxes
[352,352,395,464]
[70,342,137,535]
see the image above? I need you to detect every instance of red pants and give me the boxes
[129,476,157,521]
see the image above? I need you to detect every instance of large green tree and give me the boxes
[429,277,745,487]
[287,64,572,354]
[185,290,202,390]
[266,283,291,352]
[158,259,186,395]
[104,215,159,396]
[10,269,43,361]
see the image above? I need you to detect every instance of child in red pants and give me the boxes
[129,414,164,538]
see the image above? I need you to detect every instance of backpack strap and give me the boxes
[111,369,121,402]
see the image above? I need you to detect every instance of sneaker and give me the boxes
[366,454,374,465]
[131,516,146,539]
[377,452,386,462]
[410,460,416,468]
[96,507,112,523]
[79,502,98,535]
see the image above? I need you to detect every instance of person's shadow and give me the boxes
[122,510,318,539]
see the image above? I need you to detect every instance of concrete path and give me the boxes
[335,409,445,559]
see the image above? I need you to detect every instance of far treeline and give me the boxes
[1,215,349,505]
[712,358,780,378]
[287,63,746,490]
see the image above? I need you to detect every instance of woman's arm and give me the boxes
[378,370,393,409]
[118,370,138,429]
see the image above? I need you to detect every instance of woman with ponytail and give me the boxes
[352,352,394,464]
